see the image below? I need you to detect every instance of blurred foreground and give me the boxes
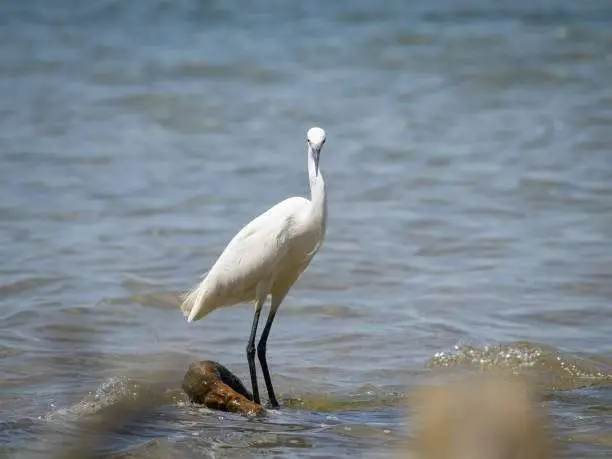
[37,367,558,459]
[406,371,555,459]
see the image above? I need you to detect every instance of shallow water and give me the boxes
[2,0,612,457]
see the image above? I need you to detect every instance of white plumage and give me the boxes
[180,126,328,408]
[181,196,318,321]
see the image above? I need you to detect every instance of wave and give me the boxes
[427,340,612,391]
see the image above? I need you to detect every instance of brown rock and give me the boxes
[182,361,264,416]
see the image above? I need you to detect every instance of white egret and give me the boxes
[180,126,328,408]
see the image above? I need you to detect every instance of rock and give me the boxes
[182,361,264,416]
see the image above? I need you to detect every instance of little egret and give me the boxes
[180,127,328,408]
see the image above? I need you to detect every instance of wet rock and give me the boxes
[182,361,264,416]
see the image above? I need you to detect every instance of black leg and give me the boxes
[257,304,280,408]
[246,305,263,405]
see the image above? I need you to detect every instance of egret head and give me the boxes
[307,127,326,176]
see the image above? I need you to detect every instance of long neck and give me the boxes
[307,145,327,228]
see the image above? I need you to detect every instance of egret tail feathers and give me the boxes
[180,281,214,322]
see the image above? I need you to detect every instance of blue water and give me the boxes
[2,0,612,457]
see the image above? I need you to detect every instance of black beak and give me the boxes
[313,147,320,176]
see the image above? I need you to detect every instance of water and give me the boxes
[1,0,612,456]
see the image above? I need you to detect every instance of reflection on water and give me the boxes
[2,0,612,457]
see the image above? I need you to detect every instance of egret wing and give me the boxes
[206,197,309,300]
